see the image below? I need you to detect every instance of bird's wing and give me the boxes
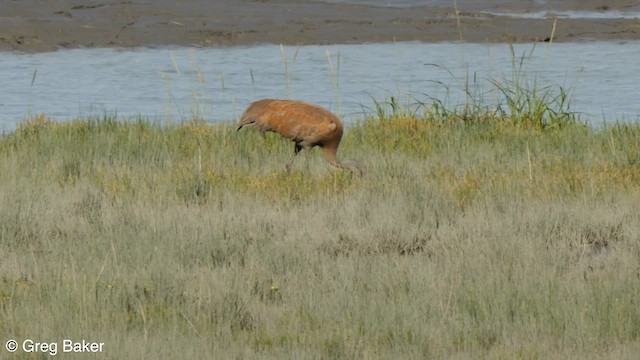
[269,101,340,143]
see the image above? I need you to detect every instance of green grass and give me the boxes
[1,106,640,359]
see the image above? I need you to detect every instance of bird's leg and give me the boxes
[286,143,302,173]
[304,148,311,171]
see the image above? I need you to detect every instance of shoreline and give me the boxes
[1,0,639,53]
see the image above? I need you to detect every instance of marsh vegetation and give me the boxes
[2,85,640,359]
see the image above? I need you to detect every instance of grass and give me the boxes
[367,44,579,130]
[1,97,640,359]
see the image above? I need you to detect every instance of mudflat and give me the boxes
[1,0,639,52]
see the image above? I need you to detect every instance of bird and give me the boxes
[237,99,362,175]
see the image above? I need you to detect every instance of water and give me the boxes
[319,0,640,18]
[1,41,639,130]
[485,10,640,19]
[321,0,640,19]
[317,0,431,7]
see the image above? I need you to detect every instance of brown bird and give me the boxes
[237,99,361,175]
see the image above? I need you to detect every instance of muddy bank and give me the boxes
[1,0,639,52]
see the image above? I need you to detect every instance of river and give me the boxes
[1,41,638,130]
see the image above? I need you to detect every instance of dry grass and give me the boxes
[0,112,639,358]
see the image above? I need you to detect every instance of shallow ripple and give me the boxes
[1,41,639,130]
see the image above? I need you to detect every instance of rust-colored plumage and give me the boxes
[237,99,361,175]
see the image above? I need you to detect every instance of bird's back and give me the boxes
[238,99,343,147]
